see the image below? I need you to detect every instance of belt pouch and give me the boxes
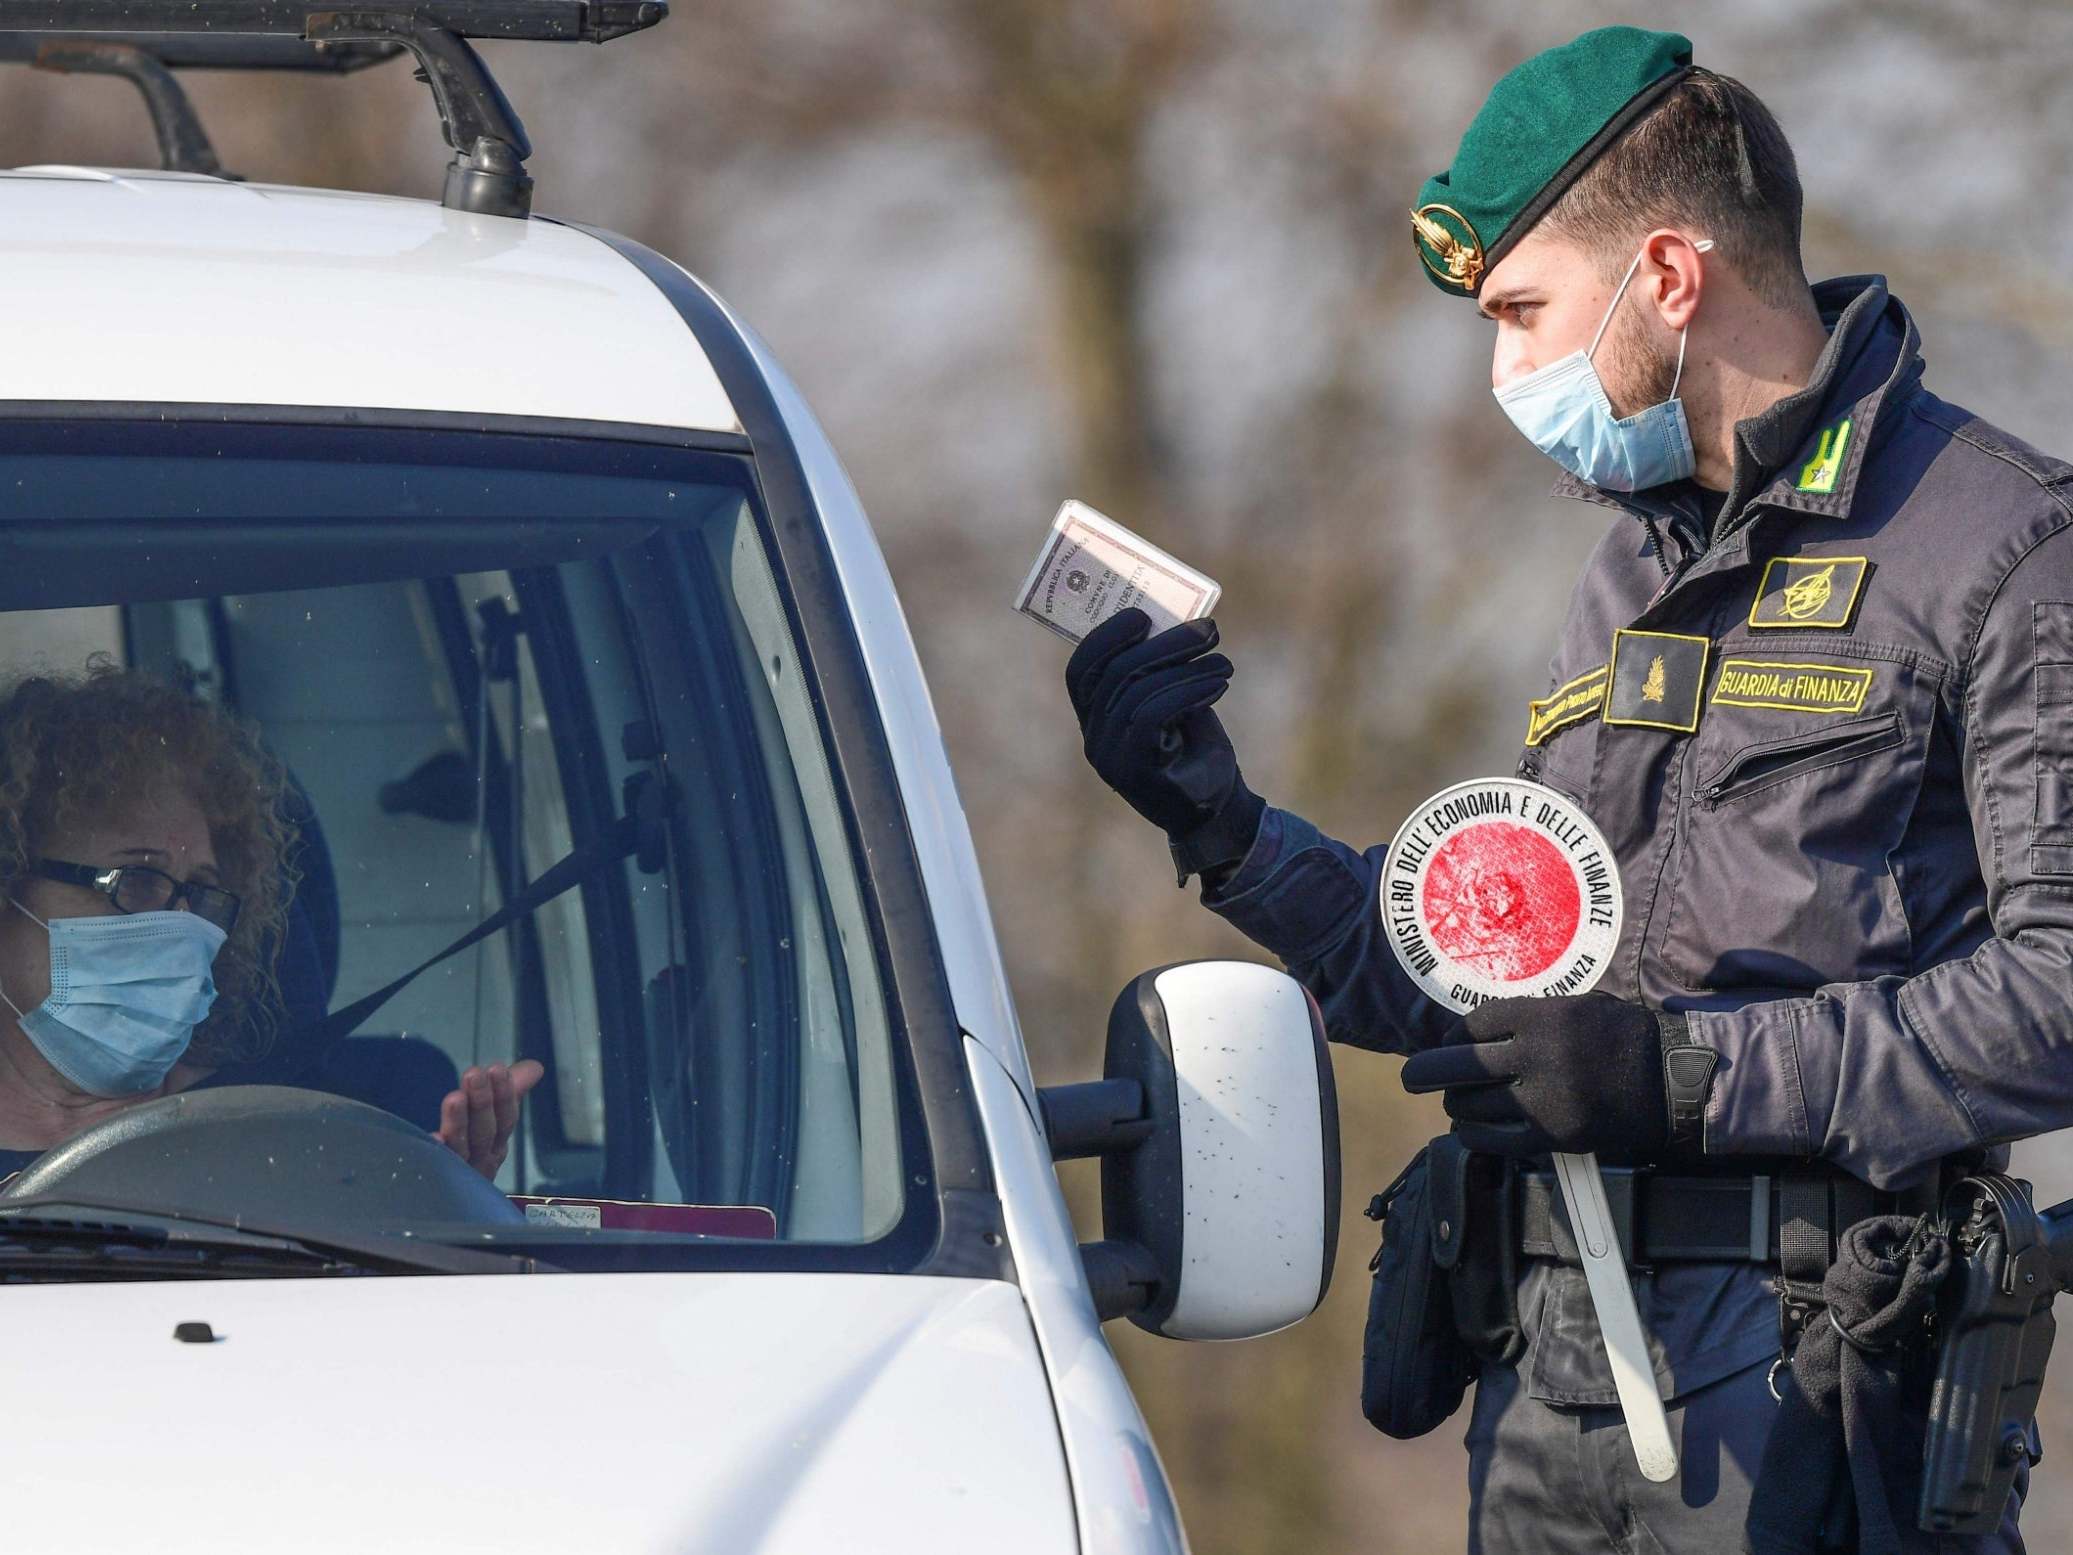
[1444,1141,1523,1365]
[1360,1134,1478,1438]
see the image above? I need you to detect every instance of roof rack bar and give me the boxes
[0,2,666,219]
[0,2,664,44]
[30,39,228,177]
[0,34,401,71]
[310,11,532,217]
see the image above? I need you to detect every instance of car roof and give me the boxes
[0,168,742,436]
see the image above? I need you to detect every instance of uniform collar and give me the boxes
[1743,277,1921,525]
[1551,276,1923,535]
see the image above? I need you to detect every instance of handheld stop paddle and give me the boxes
[1382,777,1676,1484]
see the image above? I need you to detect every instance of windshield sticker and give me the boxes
[1710,658,1875,715]
[1748,554,1869,630]
[1603,629,1709,733]
[511,1197,778,1238]
[1525,664,1609,747]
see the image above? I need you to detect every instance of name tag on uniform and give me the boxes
[1603,629,1708,733]
[1710,658,1875,714]
[1748,554,1869,630]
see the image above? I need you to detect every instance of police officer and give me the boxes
[1064,26,2064,1552]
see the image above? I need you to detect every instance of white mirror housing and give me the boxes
[1098,960,1339,1340]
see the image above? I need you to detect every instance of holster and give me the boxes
[1919,1173,2058,1535]
[1360,1133,1523,1439]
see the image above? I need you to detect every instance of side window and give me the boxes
[693,501,901,1236]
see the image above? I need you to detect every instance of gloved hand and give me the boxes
[1064,609,1264,881]
[1399,993,1717,1160]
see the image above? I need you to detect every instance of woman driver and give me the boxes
[0,663,537,1177]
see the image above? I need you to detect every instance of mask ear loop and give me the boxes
[0,898,47,1021]
[1587,249,1650,362]
[1666,239,1717,401]
[1589,237,1717,373]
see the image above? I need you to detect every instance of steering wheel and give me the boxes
[0,1085,524,1227]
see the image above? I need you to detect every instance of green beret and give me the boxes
[1411,26,1693,297]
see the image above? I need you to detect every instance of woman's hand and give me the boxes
[435,1059,545,1180]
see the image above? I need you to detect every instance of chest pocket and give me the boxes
[1659,649,1937,993]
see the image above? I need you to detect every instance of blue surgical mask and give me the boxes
[1491,239,1714,492]
[0,901,226,1097]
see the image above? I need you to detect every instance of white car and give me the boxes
[0,7,1340,1552]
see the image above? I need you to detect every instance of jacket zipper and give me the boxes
[1699,714,1902,808]
[1642,517,1671,579]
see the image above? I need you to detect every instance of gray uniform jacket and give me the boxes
[1204,276,2073,1404]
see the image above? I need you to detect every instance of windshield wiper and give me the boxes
[0,1199,546,1278]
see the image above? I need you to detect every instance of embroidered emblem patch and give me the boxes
[1524,664,1609,747]
[1797,419,1853,494]
[1710,658,1875,715]
[1604,629,1708,733]
[1748,554,1869,630]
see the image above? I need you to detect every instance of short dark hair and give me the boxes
[1541,67,1811,311]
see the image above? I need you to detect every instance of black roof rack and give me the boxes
[0,2,668,216]
[0,33,401,71]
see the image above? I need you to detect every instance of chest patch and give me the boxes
[1711,657,1875,714]
[1748,554,1869,630]
[1604,629,1708,733]
[1525,664,1608,747]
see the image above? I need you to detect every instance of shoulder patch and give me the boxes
[1711,658,1874,714]
[1748,554,1869,630]
[1798,419,1853,493]
[1604,629,1708,733]
[1525,664,1608,747]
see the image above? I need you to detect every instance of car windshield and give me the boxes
[0,419,924,1272]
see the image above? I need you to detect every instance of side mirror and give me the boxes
[1039,961,1339,1340]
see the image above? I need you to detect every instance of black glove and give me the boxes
[1399,993,1718,1160]
[1064,609,1264,882]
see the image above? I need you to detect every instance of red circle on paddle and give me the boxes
[1419,821,1581,983]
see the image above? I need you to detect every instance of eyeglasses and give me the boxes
[31,858,242,934]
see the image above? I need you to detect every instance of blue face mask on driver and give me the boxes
[1491,239,1714,493]
[0,901,226,1097]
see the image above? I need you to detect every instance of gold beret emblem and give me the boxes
[1410,203,1485,292]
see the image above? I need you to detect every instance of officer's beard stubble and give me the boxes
[1598,299,1682,423]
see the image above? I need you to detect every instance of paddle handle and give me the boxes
[1553,1149,1678,1482]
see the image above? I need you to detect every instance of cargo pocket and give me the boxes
[2032,603,2073,874]
[1661,655,1931,993]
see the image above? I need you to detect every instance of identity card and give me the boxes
[1013,500,1221,644]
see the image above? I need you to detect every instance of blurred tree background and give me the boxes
[8,0,2073,1547]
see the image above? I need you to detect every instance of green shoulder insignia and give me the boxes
[1797,419,1853,494]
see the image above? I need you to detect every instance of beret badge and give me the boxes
[1410,203,1485,293]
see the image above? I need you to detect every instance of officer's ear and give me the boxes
[1638,228,1711,332]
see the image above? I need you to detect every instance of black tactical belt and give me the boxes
[1517,1167,1939,1268]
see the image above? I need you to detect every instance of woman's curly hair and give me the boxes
[0,661,293,1067]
